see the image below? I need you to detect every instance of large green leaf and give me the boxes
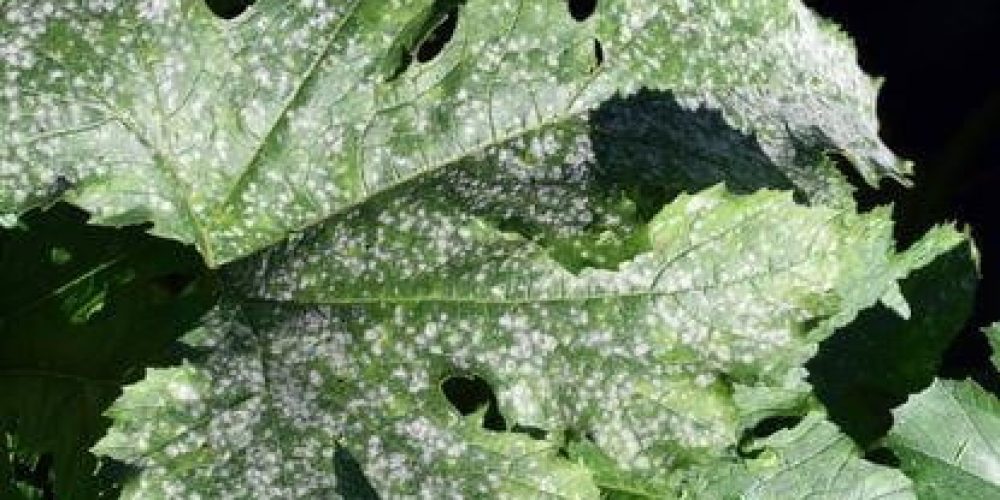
[0,204,215,499]
[887,378,1000,500]
[2,0,904,266]
[886,324,1000,499]
[679,413,914,499]
[93,186,960,498]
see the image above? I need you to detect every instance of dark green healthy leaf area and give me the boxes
[887,324,1000,500]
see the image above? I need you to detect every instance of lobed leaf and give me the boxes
[94,186,962,498]
[680,413,914,499]
[3,0,904,265]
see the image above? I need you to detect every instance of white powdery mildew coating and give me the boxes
[97,309,344,499]
[593,0,900,195]
[4,0,902,266]
[97,184,924,497]
[1,0,347,247]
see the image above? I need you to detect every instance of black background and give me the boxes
[805,0,1000,389]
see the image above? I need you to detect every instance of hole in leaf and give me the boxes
[737,416,803,458]
[568,0,597,21]
[511,424,548,440]
[204,0,254,19]
[593,39,604,69]
[441,375,506,431]
[383,1,465,82]
[416,6,460,63]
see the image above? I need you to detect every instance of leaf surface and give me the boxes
[680,413,914,499]
[888,378,1000,500]
[886,323,1000,499]
[94,186,960,498]
[2,0,904,265]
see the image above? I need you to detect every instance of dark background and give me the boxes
[804,0,1000,390]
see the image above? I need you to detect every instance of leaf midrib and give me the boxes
[216,0,364,211]
[241,252,819,307]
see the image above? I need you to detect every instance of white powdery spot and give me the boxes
[138,0,172,21]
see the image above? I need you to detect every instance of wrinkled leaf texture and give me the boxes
[0,0,978,498]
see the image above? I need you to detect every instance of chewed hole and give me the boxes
[568,0,597,21]
[204,0,254,19]
[441,375,506,431]
[511,424,548,440]
[416,6,460,63]
[593,39,604,69]
[737,415,803,458]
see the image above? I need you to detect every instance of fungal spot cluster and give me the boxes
[9,0,917,496]
[104,181,914,497]
[3,0,897,267]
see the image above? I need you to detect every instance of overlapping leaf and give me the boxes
[3,0,903,265]
[0,204,214,498]
[886,324,1000,499]
[93,184,963,498]
[679,413,914,499]
[808,233,977,445]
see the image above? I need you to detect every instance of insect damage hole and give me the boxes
[440,375,506,431]
[568,0,597,22]
[593,39,604,69]
[417,5,460,63]
[204,0,255,19]
[736,415,803,458]
[385,2,462,81]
